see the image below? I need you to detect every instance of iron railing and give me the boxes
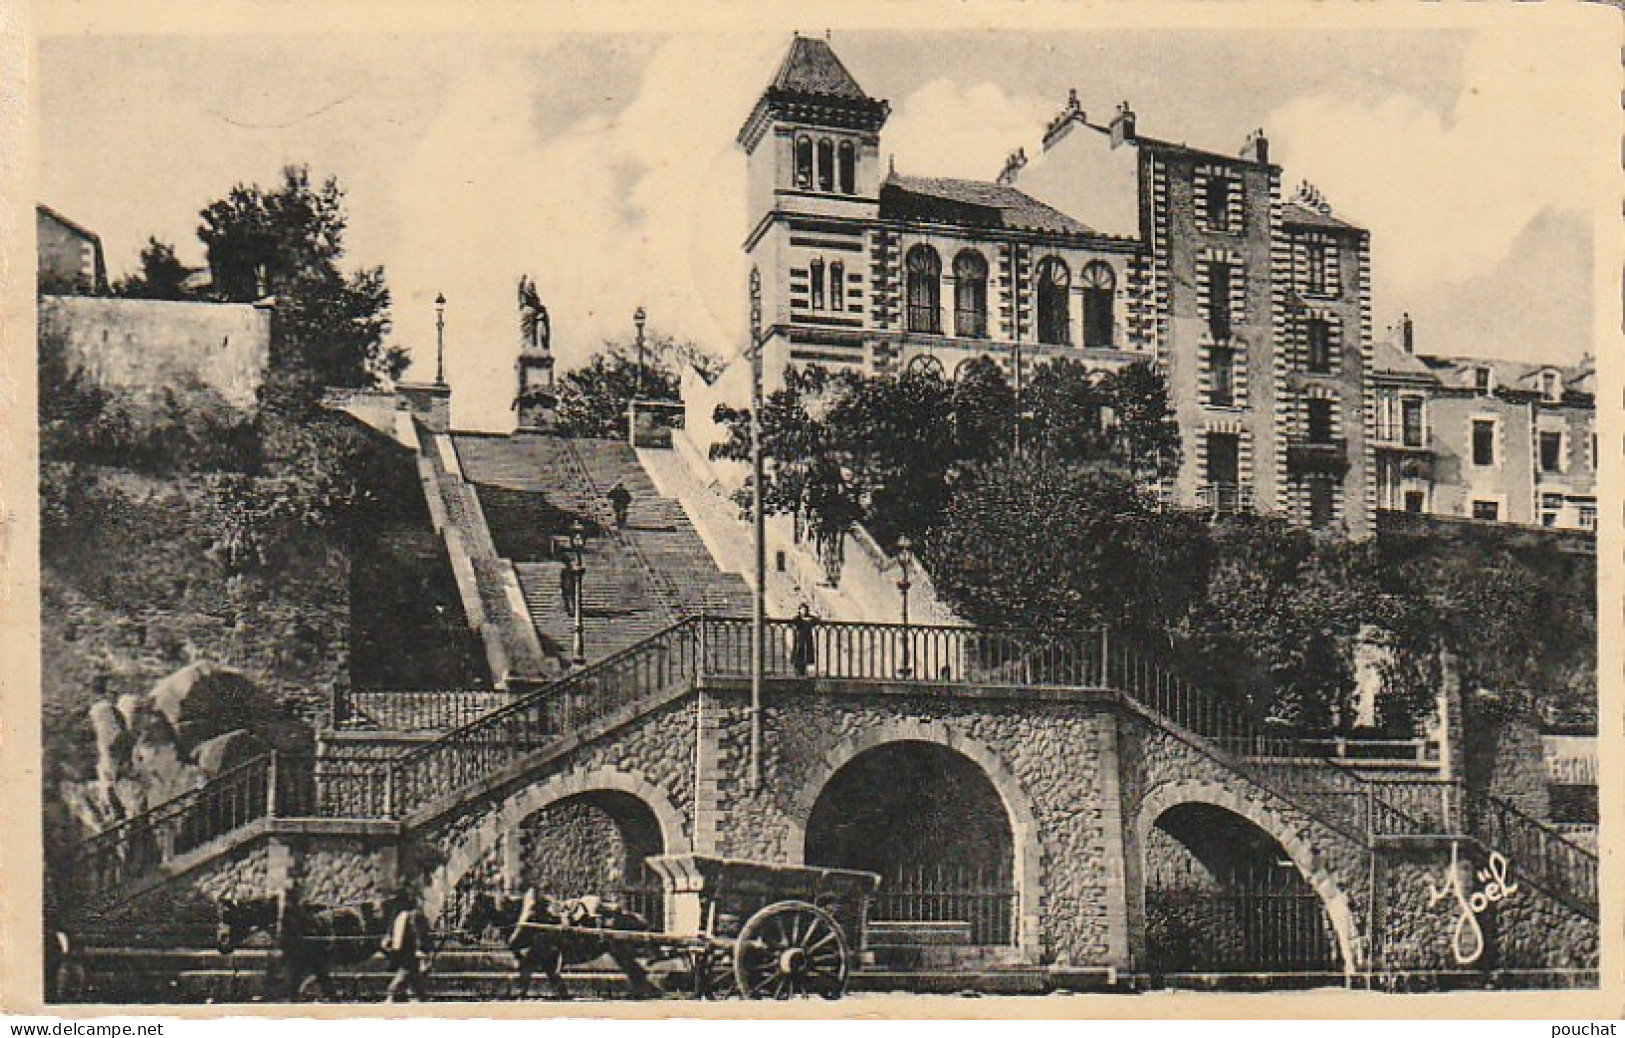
[331,689,515,732]
[871,863,1015,947]
[1460,785,1597,916]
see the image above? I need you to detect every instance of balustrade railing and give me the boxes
[1460,785,1597,916]
[331,689,514,732]
[69,615,1595,922]
[387,619,702,820]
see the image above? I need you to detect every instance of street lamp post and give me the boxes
[434,292,447,386]
[896,534,913,678]
[570,520,586,667]
[634,306,647,401]
[748,268,765,792]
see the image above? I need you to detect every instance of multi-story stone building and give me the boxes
[714,34,1374,535]
[1372,316,1596,531]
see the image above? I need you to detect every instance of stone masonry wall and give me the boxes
[700,685,1124,969]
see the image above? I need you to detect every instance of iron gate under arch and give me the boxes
[1145,861,1339,974]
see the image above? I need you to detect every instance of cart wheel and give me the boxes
[689,946,737,1000]
[733,900,849,1000]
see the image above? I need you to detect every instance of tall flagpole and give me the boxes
[748,267,765,791]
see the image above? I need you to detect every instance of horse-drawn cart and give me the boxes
[508,854,880,1000]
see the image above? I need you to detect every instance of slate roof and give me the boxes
[1283,201,1364,232]
[770,35,873,102]
[1373,340,1437,380]
[881,174,1097,236]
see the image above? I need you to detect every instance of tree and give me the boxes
[1102,360,1182,481]
[196,166,399,406]
[949,356,1016,462]
[552,331,718,438]
[113,237,192,300]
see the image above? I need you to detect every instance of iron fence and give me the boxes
[871,863,1016,947]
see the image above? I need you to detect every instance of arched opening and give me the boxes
[518,790,667,927]
[817,138,835,192]
[1081,261,1116,348]
[905,245,942,333]
[805,741,1016,948]
[1143,802,1339,977]
[1036,256,1071,345]
[953,250,989,339]
[838,141,856,194]
[795,137,813,190]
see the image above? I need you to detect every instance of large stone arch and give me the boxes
[422,766,690,922]
[1133,779,1363,975]
[785,719,1044,962]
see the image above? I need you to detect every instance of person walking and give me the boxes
[607,482,632,528]
[790,603,818,677]
[381,886,432,1002]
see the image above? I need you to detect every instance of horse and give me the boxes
[216,893,418,1001]
[458,890,661,1000]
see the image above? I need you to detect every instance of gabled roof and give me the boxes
[1372,340,1438,381]
[1283,201,1364,233]
[770,35,873,102]
[881,174,1096,236]
[1419,354,1591,399]
[36,203,102,243]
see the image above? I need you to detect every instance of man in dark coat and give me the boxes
[608,482,632,527]
[790,603,818,677]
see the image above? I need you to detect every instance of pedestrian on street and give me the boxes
[381,885,432,1002]
[790,603,818,677]
[608,482,632,527]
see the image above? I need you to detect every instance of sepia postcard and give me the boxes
[1,0,1620,1021]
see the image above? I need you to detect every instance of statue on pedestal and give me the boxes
[518,275,550,355]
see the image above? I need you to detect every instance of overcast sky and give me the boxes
[38,22,1612,430]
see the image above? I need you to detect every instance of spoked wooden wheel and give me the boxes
[733,900,850,1000]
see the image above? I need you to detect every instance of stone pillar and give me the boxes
[397,382,452,433]
[500,830,524,888]
[1095,716,1132,971]
[690,688,725,855]
[266,837,297,894]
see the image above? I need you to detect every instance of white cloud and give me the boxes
[1266,26,1601,298]
[883,79,1050,182]
[386,35,784,431]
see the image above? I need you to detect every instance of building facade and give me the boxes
[732,35,1372,535]
[37,204,108,296]
[1373,320,1596,531]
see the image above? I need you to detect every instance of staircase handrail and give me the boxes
[561,439,684,624]
[384,616,701,820]
[1457,782,1597,917]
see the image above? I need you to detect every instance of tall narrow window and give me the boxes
[1209,346,1235,407]
[1472,419,1496,467]
[1081,261,1115,347]
[810,258,825,310]
[1305,318,1332,372]
[1401,397,1424,448]
[1207,259,1232,340]
[1205,177,1231,230]
[1036,256,1071,345]
[829,261,844,312]
[1307,243,1328,294]
[817,139,835,192]
[1307,399,1334,444]
[905,245,942,333]
[1540,430,1564,473]
[838,142,856,194]
[1309,478,1336,529]
[953,250,988,339]
[795,137,813,189]
[1473,366,1494,394]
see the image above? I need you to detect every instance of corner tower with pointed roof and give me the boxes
[739,34,891,385]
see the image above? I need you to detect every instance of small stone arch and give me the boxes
[786,719,1043,962]
[1133,779,1363,975]
[422,766,690,923]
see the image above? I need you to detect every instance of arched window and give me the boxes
[817,139,835,192]
[905,245,942,333]
[838,142,856,194]
[810,258,825,310]
[1036,256,1071,345]
[953,250,989,339]
[1081,261,1115,348]
[830,261,844,311]
[795,137,813,189]
[906,354,946,380]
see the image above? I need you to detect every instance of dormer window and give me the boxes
[1473,366,1494,394]
[1542,369,1562,402]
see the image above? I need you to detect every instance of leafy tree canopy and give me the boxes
[553,330,717,438]
[113,237,193,300]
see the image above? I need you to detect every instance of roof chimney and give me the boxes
[1401,312,1414,354]
[1110,101,1136,149]
[997,147,1028,185]
[1242,127,1269,165]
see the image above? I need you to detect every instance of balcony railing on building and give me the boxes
[1196,482,1255,516]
